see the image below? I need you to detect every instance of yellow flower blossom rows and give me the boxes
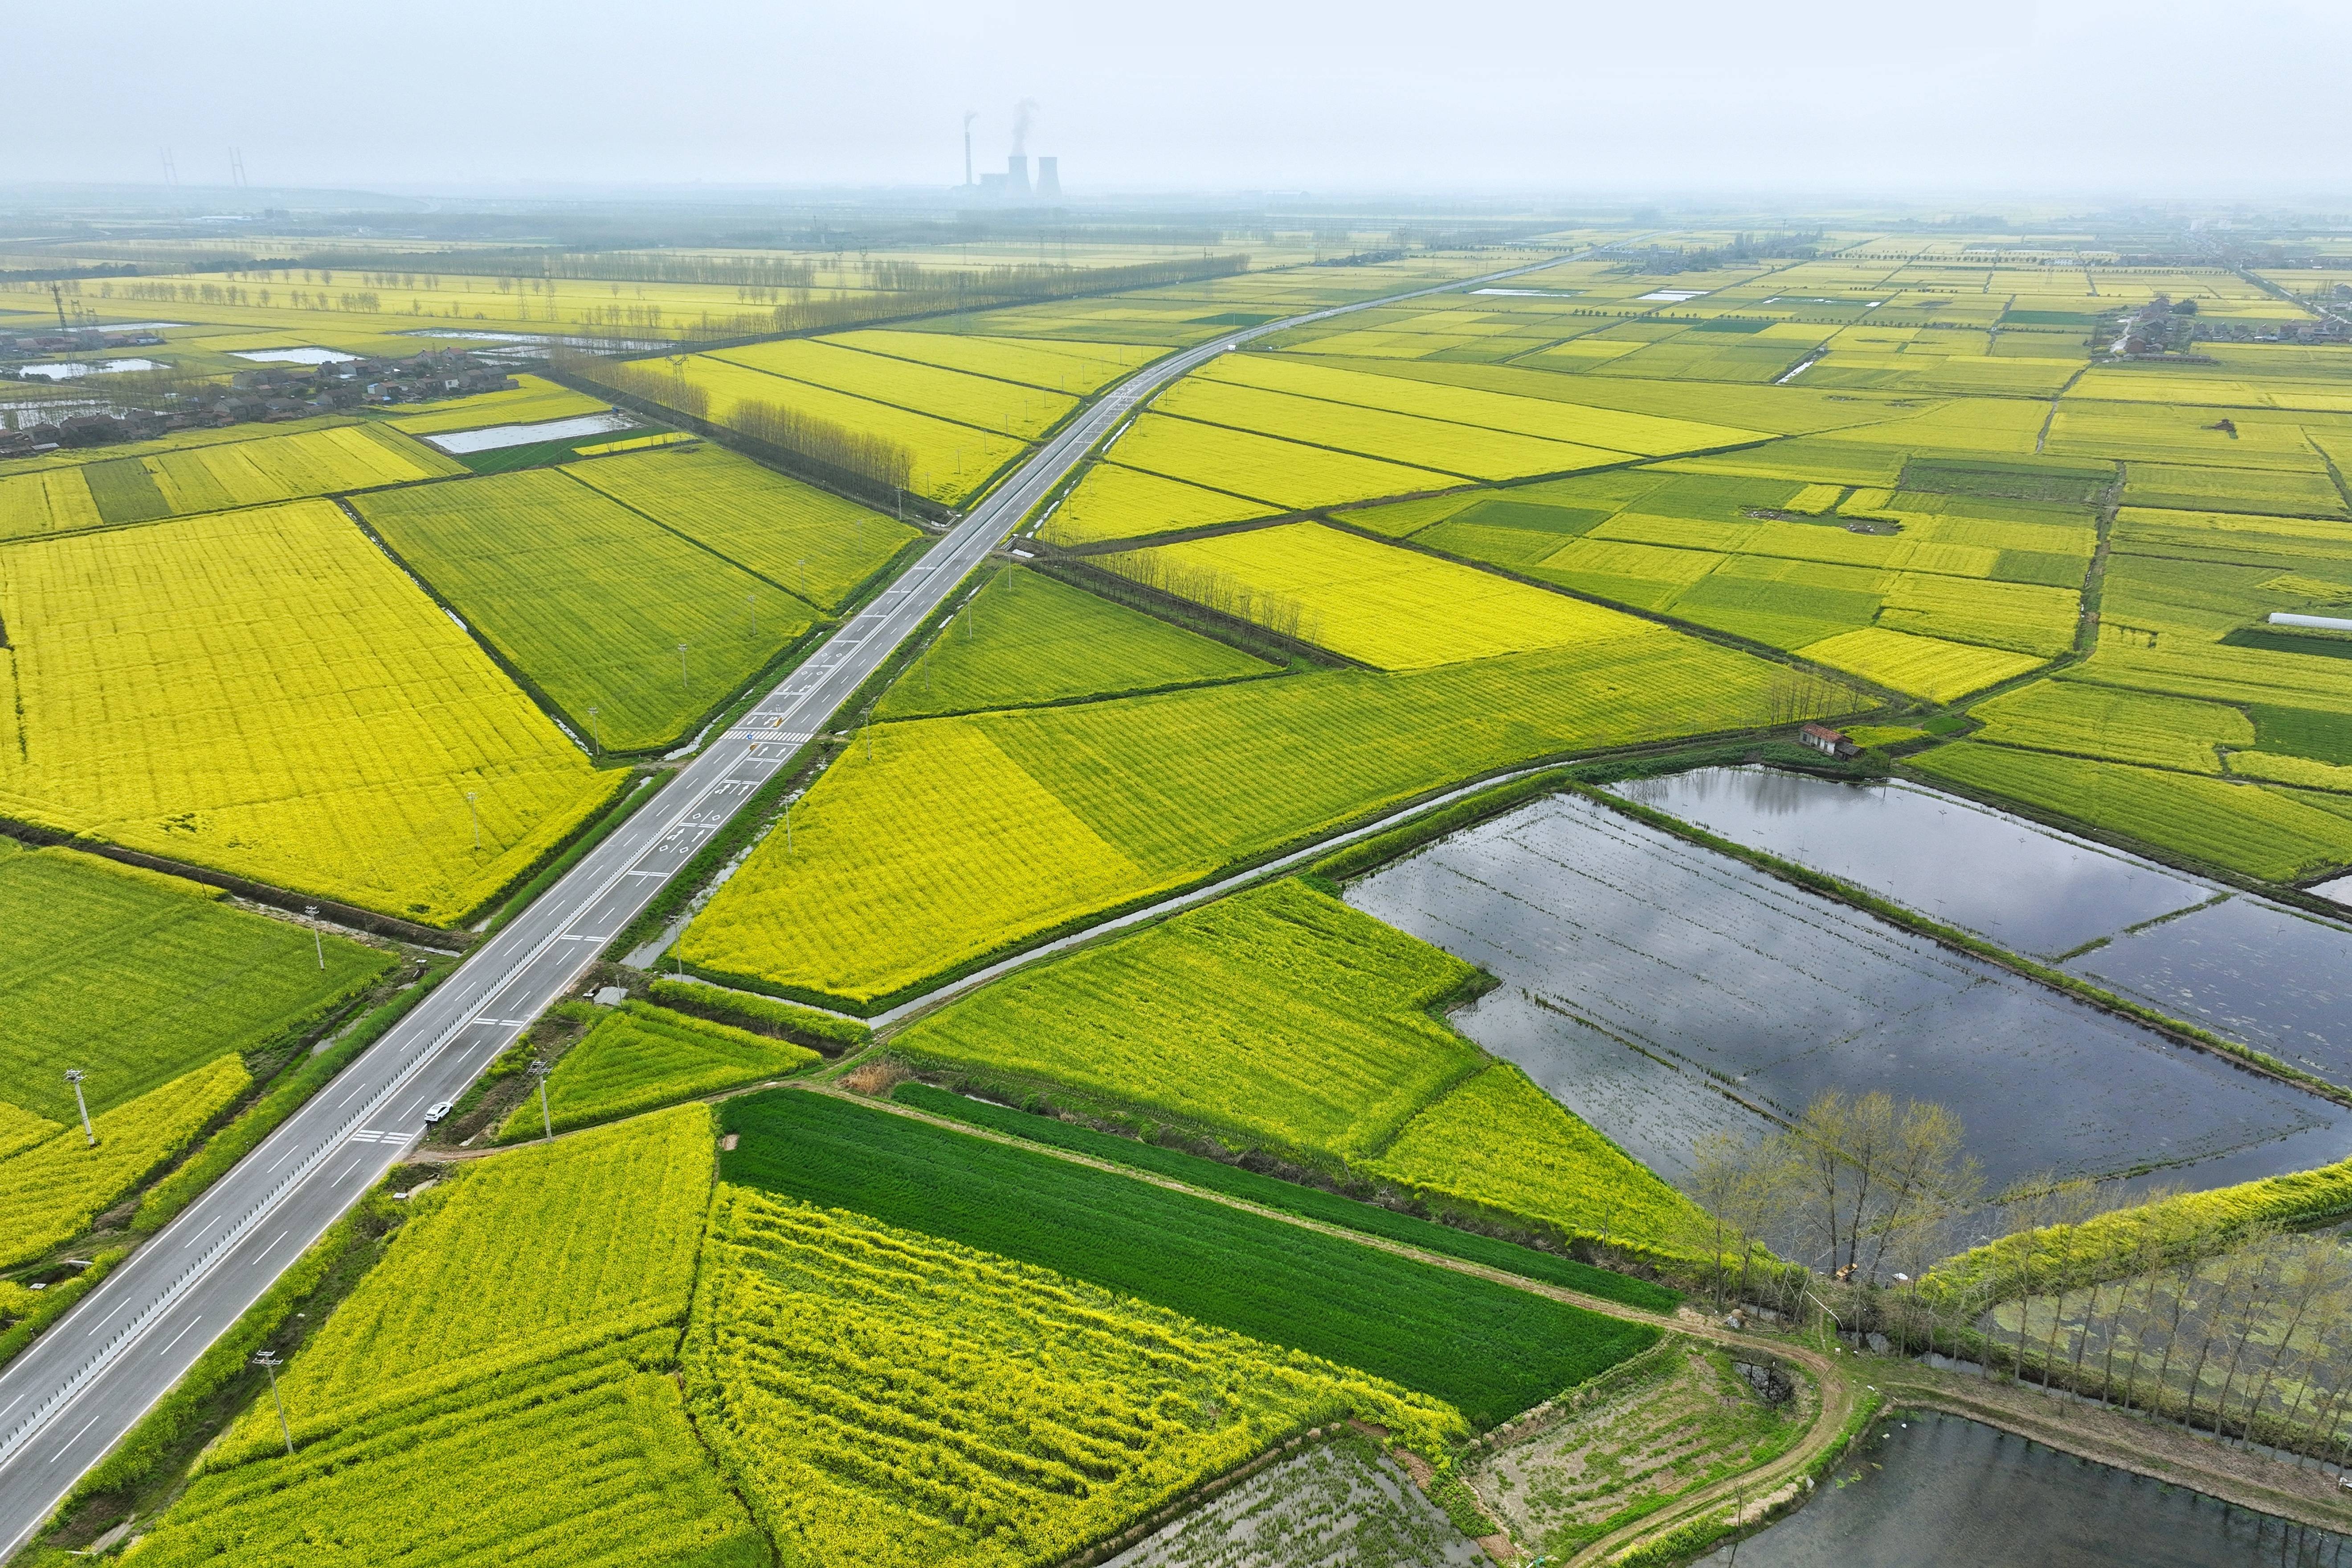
[683,1184,1465,1568]
[216,1106,713,1461]
[0,1055,250,1268]
[0,498,621,923]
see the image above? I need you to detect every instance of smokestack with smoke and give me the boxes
[1010,98,1038,156]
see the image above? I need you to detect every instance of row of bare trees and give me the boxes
[1765,666,1862,726]
[555,353,914,494]
[1974,1221,2352,1458]
[1686,1091,1980,1302]
[1097,549,1325,646]
[1687,1095,2352,1458]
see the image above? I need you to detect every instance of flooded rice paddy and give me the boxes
[1612,766,2207,959]
[1695,1410,2351,1567]
[1618,766,2352,1094]
[2070,897,2352,1086]
[1344,793,2350,1197]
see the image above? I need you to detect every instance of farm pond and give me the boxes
[1343,790,2352,1200]
[422,411,634,454]
[1694,1410,2351,1567]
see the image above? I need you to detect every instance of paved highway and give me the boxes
[0,245,1589,1556]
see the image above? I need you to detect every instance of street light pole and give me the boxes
[253,1350,294,1455]
[529,1060,554,1141]
[304,905,323,969]
[678,642,690,695]
[587,706,601,756]
[63,1070,94,1148]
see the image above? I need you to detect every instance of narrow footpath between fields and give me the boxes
[806,1081,2352,1563]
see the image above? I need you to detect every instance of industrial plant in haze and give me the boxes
[966,100,1059,200]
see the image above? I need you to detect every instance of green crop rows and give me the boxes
[720,1088,1660,1429]
[354,469,820,751]
[895,1083,1680,1312]
[876,565,1273,721]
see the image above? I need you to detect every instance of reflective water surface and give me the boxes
[1613,766,2206,958]
[1696,1411,2350,1567]
[2070,896,2352,1089]
[1345,795,2351,1197]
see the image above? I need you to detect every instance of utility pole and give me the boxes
[63,1070,94,1148]
[529,1060,554,1140]
[466,791,480,851]
[305,905,323,969]
[587,707,601,755]
[253,1351,294,1455]
[678,642,690,694]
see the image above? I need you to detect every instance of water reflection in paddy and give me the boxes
[1612,766,2205,958]
[2070,897,2352,1086]
[1695,1410,2349,1567]
[1613,765,2352,1094]
[1344,794,2350,1197]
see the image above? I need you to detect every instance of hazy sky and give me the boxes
[15,0,2350,198]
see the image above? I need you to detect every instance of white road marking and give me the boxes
[49,1411,104,1463]
[0,252,1571,1529]
[155,1317,202,1359]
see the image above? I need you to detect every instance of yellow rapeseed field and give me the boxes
[383,375,614,436]
[0,498,621,922]
[683,631,1800,1005]
[679,723,1146,1002]
[1796,625,2047,701]
[1194,352,1768,456]
[827,329,1161,394]
[1106,522,1656,669]
[0,1054,250,1268]
[142,423,464,514]
[671,356,1025,504]
[1153,377,1625,482]
[1109,413,1455,512]
[0,468,103,540]
[1041,460,1275,546]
